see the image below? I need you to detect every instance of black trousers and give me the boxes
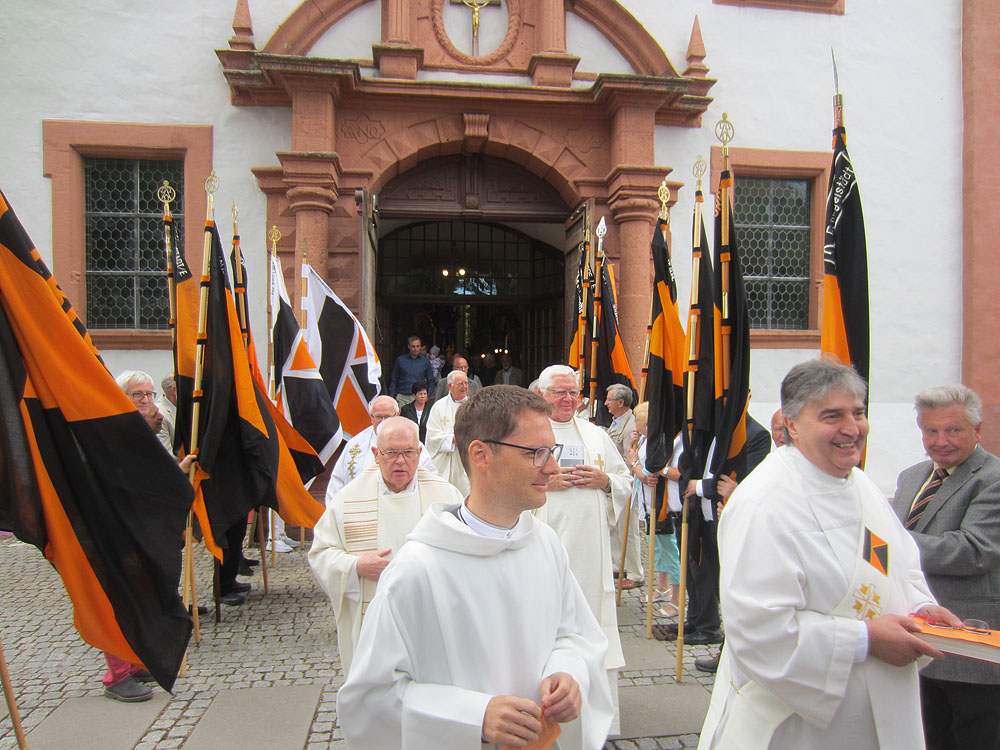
[920,675,1000,750]
[684,518,721,635]
[219,518,248,594]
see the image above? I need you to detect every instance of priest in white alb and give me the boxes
[338,386,613,749]
[534,365,631,734]
[425,370,471,495]
[698,358,962,750]
[326,395,436,503]
[309,417,462,674]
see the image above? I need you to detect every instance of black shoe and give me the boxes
[694,656,720,673]
[664,621,697,635]
[238,560,254,576]
[685,631,724,646]
[132,669,156,684]
[104,676,153,702]
[242,557,260,567]
[188,604,209,617]
[224,581,252,594]
[220,592,245,606]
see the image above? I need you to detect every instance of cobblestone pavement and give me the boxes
[0,535,715,749]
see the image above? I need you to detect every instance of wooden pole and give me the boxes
[159,182,200,648]
[675,495,691,681]
[230,207,271,595]
[588,222,605,420]
[0,634,27,749]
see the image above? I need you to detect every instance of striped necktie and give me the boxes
[905,467,947,529]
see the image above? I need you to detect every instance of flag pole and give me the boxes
[676,156,708,680]
[644,180,671,634]
[297,264,309,550]
[189,171,221,624]
[576,227,591,396]
[0,634,26,749]
[588,218,606,421]
[230,204,271,595]
[267,227,281,570]
[716,114,736,398]
[159,181,201,648]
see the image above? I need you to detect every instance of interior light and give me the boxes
[441,269,449,277]
[458,268,466,276]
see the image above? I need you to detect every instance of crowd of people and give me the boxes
[110,334,999,749]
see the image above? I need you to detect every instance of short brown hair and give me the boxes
[454,386,552,474]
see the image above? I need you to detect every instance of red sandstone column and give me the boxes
[609,197,658,379]
[963,0,1000,449]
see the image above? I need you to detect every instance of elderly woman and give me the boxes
[625,402,681,618]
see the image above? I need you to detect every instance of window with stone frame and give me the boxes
[83,158,181,330]
[711,146,829,347]
[735,175,811,330]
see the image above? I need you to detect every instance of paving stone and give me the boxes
[0,533,715,748]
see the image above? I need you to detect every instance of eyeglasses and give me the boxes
[924,617,990,634]
[128,391,157,401]
[483,440,563,467]
[545,388,580,399]
[377,448,420,462]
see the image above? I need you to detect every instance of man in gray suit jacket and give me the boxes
[892,384,1000,750]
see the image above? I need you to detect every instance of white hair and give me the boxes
[537,364,576,392]
[447,369,468,386]
[116,370,153,392]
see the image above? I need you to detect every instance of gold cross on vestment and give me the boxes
[451,0,500,57]
[593,455,605,471]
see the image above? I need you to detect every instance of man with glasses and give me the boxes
[426,370,472,496]
[433,354,482,401]
[891,385,1000,749]
[534,364,631,734]
[327,395,436,502]
[339,386,613,749]
[311,417,462,675]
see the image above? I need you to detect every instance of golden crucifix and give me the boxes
[453,0,500,57]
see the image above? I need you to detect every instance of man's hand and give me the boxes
[915,604,964,628]
[571,464,609,491]
[717,474,738,500]
[539,672,581,724]
[178,453,198,474]
[866,613,945,666]
[547,467,576,492]
[683,479,698,499]
[356,548,392,581]
[641,471,658,488]
[482,695,542,746]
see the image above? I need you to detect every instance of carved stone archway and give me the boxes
[223,0,714,370]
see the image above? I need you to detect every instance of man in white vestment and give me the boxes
[698,358,962,750]
[426,370,471,496]
[534,365,631,734]
[309,417,462,674]
[326,395,436,501]
[338,386,613,749]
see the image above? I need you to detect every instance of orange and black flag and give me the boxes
[679,187,716,488]
[708,164,751,485]
[231,247,325,528]
[166,212,199,456]
[568,239,590,373]
[821,122,869,387]
[0,189,193,691]
[270,254,342,467]
[644,215,686,478]
[189,222,280,558]
[594,260,637,428]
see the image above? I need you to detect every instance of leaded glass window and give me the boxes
[735,176,811,330]
[84,158,181,329]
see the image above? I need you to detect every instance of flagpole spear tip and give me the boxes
[693,155,707,193]
[715,113,735,161]
[268,225,281,257]
[205,171,220,219]
[658,179,671,222]
[157,180,176,219]
[595,215,607,257]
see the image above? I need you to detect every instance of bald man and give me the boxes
[327,396,437,502]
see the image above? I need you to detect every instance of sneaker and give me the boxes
[278,535,300,549]
[695,656,720,673]
[265,539,293,553]
[104,676,153,702]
